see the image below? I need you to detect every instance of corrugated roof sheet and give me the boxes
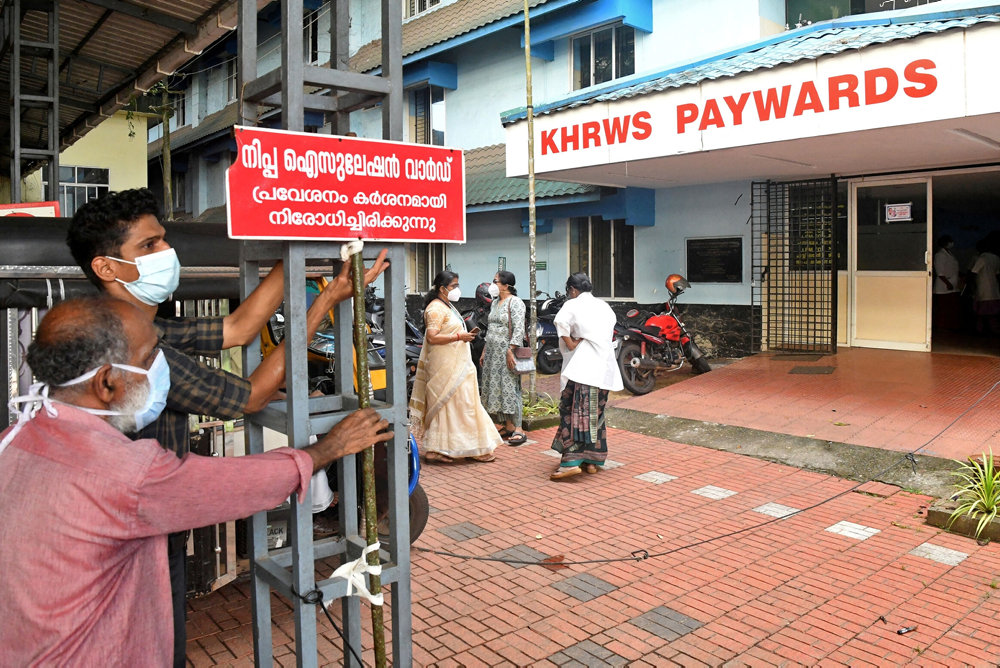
[351,0,556,73]
[1,0,271,171]
[148,103,240,159]
[502,6,1000,123]
[465,144,595,206]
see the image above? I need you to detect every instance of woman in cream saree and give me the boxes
[409,271,501,463]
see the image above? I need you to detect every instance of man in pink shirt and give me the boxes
[0,296,392,666]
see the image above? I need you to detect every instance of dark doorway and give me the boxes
[931,170,1000,358]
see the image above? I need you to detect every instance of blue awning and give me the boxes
[520,187,654,233]
[403,61,458,90]
[523,0,653,52]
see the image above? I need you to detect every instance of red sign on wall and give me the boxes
[226,126,465,242]
[0,201,60,217]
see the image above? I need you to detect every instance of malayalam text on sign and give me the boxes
[226,126,466,242]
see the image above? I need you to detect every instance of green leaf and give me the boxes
[947,449,999,540]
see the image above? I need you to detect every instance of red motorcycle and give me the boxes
[617,274,711,395]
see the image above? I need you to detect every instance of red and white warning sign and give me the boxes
[226,126,465,242]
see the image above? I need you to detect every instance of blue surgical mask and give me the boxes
[59,349,171,432]
[107,248,181,305]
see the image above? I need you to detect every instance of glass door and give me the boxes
[849,178,931,350]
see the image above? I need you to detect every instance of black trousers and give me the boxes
[168,531,187,668]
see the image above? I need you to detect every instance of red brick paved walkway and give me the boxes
[187,426,1000,666]
[617,349,1000,461]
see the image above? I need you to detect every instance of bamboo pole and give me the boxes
[161,86,174,221]
[523,0,539,404]
[349,250,386,668]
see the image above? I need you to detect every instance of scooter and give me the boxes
[617,274,711,395]
[534,290,566,374]
[461,282,492,377]
[363,285,424,399]
[257,277,430,546]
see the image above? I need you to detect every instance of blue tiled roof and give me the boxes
[501,4,1000,123]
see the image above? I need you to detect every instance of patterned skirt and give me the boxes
[550,379,609,466]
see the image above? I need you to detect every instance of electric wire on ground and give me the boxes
[414,379,1000,567]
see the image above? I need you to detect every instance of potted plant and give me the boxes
[927,449,1000,542]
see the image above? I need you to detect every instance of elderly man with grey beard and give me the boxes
[0,296,392,666]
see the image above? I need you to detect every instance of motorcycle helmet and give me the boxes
[475,281,493,305]
[665,274,690,295]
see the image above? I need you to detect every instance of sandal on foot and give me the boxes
[550,465,582,480]
[583,463,599,474]
[497,426,513,439]
[424,451,455,464]
[471,452,496,462]
[506,432,527,446]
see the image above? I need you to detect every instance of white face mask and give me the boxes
[0,350,171,455]
[488,283,500,298]
[106,377,153,434]
[61,350,171,432]
[447,287,461,302]
[106,248,181,306]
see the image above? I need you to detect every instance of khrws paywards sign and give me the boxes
[226,126,465,242]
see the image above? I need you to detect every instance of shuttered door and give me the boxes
[751,179,838,353]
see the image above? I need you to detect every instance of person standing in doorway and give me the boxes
[971,238,1000,335]
[932,234,961,330]
[549,273,623,480]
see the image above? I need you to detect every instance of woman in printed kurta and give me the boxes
[479,271,526,445]
[550,272,623,480]
[409,270,501,463]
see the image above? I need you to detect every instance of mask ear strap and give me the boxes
[57,366,103,387]
[110,362,149,376]
[1,383,58,455]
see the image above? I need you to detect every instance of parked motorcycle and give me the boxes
[617,274,711,395]
[534,290,566,374]
[263,279,391,397]
[256,277,430,546]
[363,284,423,399]
[461,282,492,377]
[239,431,428,553]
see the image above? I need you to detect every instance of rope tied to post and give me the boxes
[340,239,365,262]
[324,541,384,607]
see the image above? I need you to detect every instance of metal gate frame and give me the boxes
[236,0,410,665]
[751,178,839,354]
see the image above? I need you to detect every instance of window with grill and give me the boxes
[407,85,445,145]
[304,8,320,64]
[407,243,445,294]
[172,171,187,213]
[405,0,440,19]
[172,93,188,128]
[569,217,634,298]
[572,24,635,91]
[226,59,237,102]
[49,166,110,217]
[785,0,939,25]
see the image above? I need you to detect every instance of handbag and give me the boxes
[507,301,535,374]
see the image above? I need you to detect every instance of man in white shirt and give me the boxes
[549,273,623,480]
[971,241,1000,335]
[933,234,961,330]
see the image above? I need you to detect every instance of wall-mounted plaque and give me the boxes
[687,237,742,283]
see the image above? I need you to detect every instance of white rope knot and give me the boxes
[339,240,364,262]
[325,541,384,606]
[0,383,59,456]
